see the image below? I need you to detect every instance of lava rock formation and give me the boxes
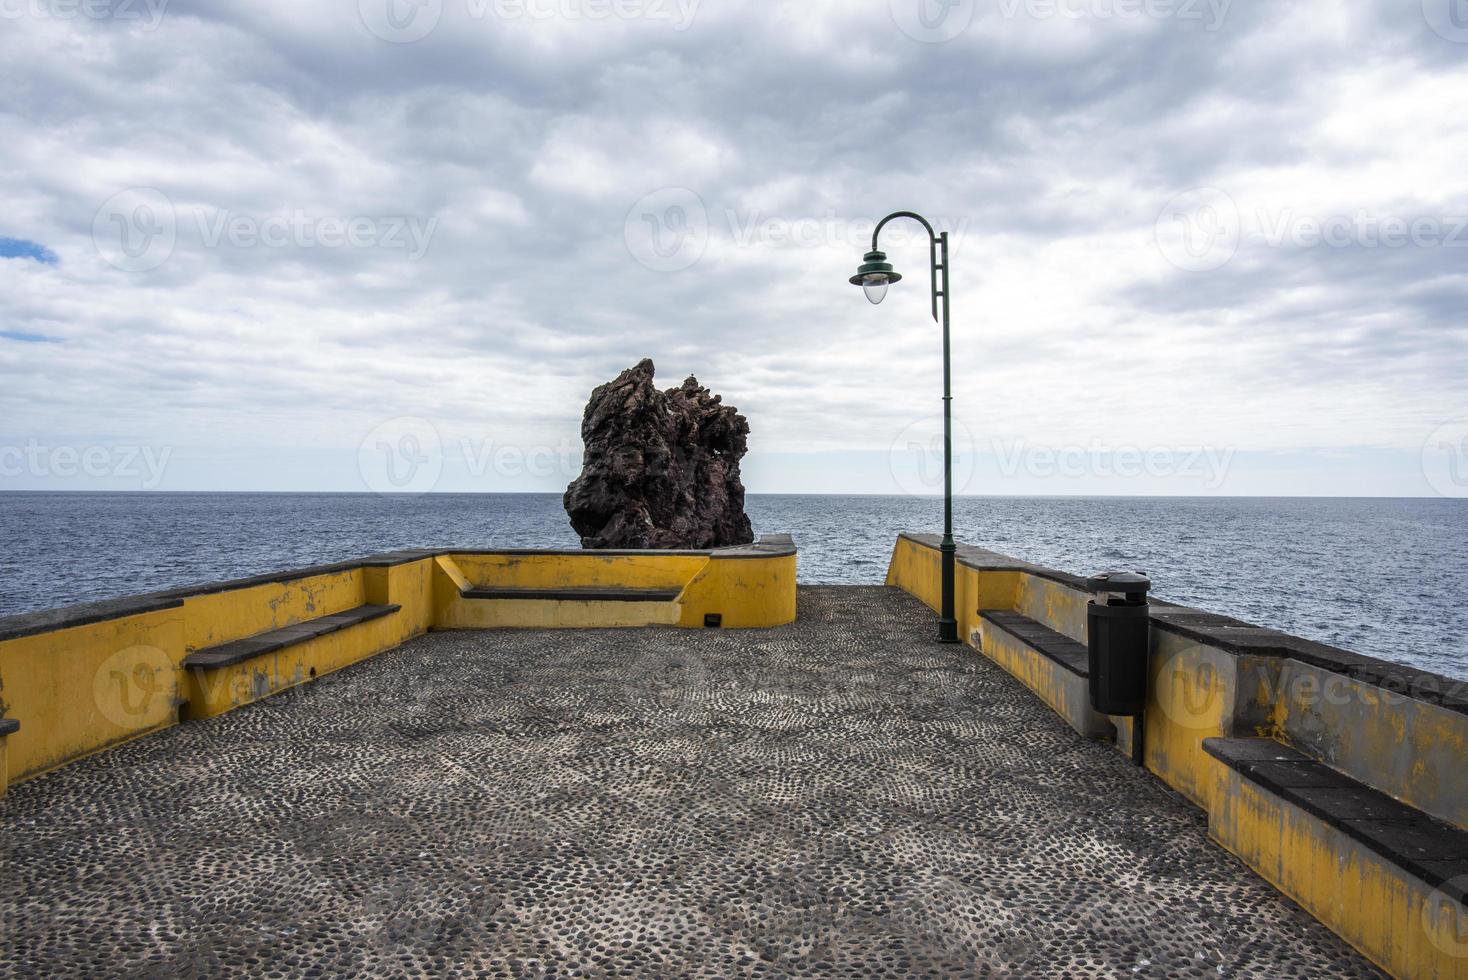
[565,359,755,550]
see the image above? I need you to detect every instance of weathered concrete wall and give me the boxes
[0,541,798,792]
[1273,659,1468,829]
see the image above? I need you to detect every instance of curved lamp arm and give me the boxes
[871,211,943,324]
[872,210,937,250]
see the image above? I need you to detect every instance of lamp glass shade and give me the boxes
[850,250,902,301]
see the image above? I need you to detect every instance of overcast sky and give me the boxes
[1,0,1465,496]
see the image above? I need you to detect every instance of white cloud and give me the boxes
[0,0,1464,494]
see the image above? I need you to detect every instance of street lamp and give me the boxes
[850,211,959,644]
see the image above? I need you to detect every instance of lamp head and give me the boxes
[850,249,902,305]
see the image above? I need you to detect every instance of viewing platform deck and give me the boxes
[0,587,1377,977]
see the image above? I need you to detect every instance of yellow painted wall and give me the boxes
[366,559,435,645]
[0,563,425,787]
[1015,576,1089,645]
[1141,632,1260,810]
[678,554,797,629]
[1272,659,1468,831]
[1211,768,1468,980]
[181,571,365,651]
[885,536,1018,644]
[430,555,684,629]
[0,607,185,783]
[184,612,411,719]
[885,536,944,612]
[450,552,708,592]
[433,551,797,631]
[1,547,796,793]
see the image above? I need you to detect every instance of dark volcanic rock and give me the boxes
[565,359,755,550]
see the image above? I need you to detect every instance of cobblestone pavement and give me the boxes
[0,587,1379,978]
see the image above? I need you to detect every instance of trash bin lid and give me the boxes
[1087,571,1151,594]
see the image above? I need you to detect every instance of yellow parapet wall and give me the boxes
[431,539,796,630]
[887,532,1468,980]
[0,538,797,794]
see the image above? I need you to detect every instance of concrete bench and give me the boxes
[976,611,1113,739]
[463,587,682,603]
[184,604,401,670]
[980,611,1090,676]
[1205,737,1468,905]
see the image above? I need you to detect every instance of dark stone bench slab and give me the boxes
[1205,737,1468,904]
[0,718,18,737]
[979,610,1090,678]
[463,587,682,603]
[183,604,401,671]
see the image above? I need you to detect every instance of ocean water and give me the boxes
[1,493,1464,680]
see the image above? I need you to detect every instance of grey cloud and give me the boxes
[0,0,1464,490]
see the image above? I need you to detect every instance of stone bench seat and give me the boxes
[1204,737,1468,905]
[183,604,401,670]
[979,610,1090,677]
[975,610,1111,739]
[462,587,682,603]
[0,718,18,737]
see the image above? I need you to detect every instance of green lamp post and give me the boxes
[851,211,960,644]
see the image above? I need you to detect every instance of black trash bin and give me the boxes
[1086,571,1152,717]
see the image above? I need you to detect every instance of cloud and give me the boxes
[0,0,1464,494]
